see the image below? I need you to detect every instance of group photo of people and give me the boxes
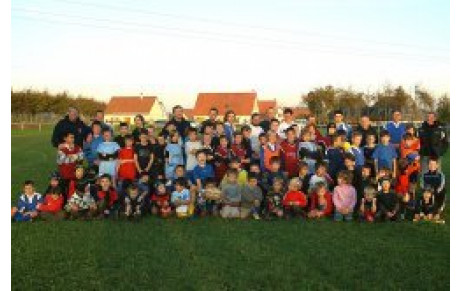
[11,105,449,224]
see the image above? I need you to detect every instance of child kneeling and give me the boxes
[240,174,263,219]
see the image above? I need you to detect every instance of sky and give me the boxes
[11,0,450,111]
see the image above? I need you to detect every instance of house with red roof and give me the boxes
[104,95,167,125]
[192,92,260,124]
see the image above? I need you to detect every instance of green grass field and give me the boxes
[11,129,450,290]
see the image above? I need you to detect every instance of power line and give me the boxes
[12,8,449,63]
[22,0,448,53]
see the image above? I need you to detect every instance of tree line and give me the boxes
[11,89,106,119]
[302,85,449,124]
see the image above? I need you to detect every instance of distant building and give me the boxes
[192,92,259,124]
[104,96,167,125]
[182,108,195,121]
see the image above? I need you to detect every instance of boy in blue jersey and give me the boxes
[372,130,398,178]
[325,134,345,184]
[349,131,365,169]
[11,180,43,222]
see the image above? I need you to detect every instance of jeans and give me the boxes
[334,211,353,222]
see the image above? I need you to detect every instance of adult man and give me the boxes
[161,105,191,140]
[334,110,352,141]
[356,114,377,147]
[278,108,298,139]
[385,110,406,147]
[51,107,90,148]
[419,112,448,173]
[200,107,219,134]
[260,107,277,132]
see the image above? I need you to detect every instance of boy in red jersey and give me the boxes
[57,132,84,191]
[283,177,308,219]
[231,131,250,170]
[151,181,172,218]
[280,127,299,177]
[97,174,119,218]
[262,130,282,173]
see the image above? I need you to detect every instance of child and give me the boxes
[38,187,65,221]
[11,180,42,222]
[171,178,193,218]
[65,179,97,219]
[372,130,398,178]
[376,167,392,192]
[202,178,222,216]
[298,162,312,194]
[395,158,420,219]
[400,133,420,160]
[151,181,172,218]
[282,177,308,219]
[359,186,377,222]
[420,157,446,221]
[363,133,377,167]
[413,188,436,222]
[114,122,129,148]
[375,178,400,222]
[57,132,84,186]
[192,150,215,192]
[231,131,250,170]
[240,174,263,219]
[165,131,184,180]
[201,133,216,164]
[343,153,363,212]
[262,157,288,191]
[220,157,248,187]
[123,183,143,219]
[212,122,226,148]
[220,169,242,219]
[117,135,137,188]
[262,130,282,173]
[97,128,120,183]
[214,135,232,183]
[308,162,333,193]
[332,171,357,222]
[184,127,202,178]
[280,127,299,177]
[266,178,285,218]
[349,132,365,169]
[88,122,104,166]
[298,130,320,174]
[134,129,154,177]
[43,171,64,200]
[308,182,333,219]
[325,134,345,183]
[96,174,119,218]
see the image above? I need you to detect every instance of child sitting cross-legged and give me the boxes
[332,170,357,222]
[359,186,377,222]
[413,188,436,223]
[265,178,285,219]
[308,182,333,219]
[11,180,43,222]
[122,183,144,220]
[220,169,242,219]
[150,181,172,218]
[240,174,263,220]
[282,177,308,219]
[171,178,193,218]
[65,179,97,220]
[38,185,65,221]
[202,178,222,217]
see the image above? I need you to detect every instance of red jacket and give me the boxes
[97,188,118,207]
[39,195,64,213]
[280,140,299,177]
[309,191,333,216]
[283,190,307,207]
[395,161,420,196]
